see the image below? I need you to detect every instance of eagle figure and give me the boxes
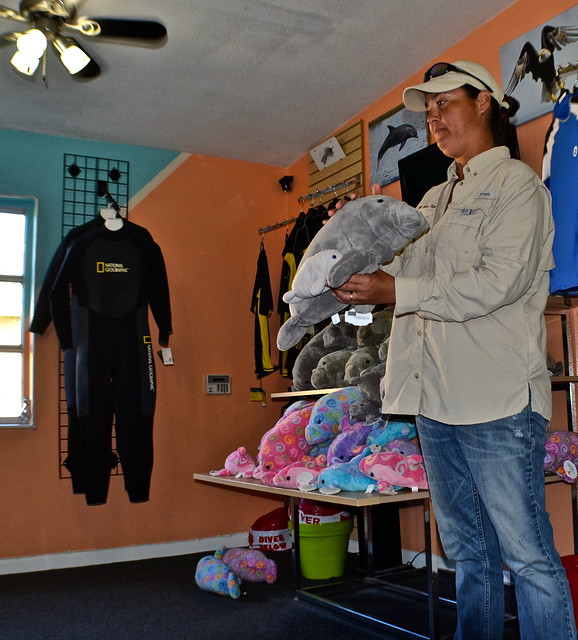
[505,24,578,102]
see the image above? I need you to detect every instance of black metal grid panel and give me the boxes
[58,153,130,479]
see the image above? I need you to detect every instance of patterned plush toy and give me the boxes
[326,422,374,465]
[272,455,327,490]
[195,548,242,599]
[222,546,277,584]
[209,446,256,478]
[253,403,314,486]
[363,418,417,454]
[359,451,428,494]
[544,430,578,483]
[305,386,362,446]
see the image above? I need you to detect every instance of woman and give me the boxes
[333,61,577,639]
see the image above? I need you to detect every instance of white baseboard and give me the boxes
[2,536,472,582]
[0,532,248,575]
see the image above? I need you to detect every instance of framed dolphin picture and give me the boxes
[369,104,428,187]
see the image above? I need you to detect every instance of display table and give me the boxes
[193,473,447,640]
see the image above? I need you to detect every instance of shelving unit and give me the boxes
[545,300,578,554]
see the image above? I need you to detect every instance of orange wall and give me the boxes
[1,0,577,563]
[1,154,303,560]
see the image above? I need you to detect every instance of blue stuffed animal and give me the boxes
[316,453,377,493]
[305,386,362,446]
[195,547,242,599]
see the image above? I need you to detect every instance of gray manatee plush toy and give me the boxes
[291,319,357,391]
[349,361,386,424]
[277,195,428,351]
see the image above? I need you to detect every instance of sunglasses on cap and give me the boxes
[424,62,493,93]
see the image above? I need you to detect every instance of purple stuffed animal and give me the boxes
[222,546,277,584]
[544,430,578,483]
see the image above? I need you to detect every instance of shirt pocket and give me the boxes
[434,205,489,272]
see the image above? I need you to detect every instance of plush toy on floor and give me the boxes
[222,546,277,584]
[195,547,242,599]
[277,195,428,351]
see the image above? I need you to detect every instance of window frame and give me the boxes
[0,196,37,428]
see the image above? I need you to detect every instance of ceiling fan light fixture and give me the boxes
[53,36,91,74]
[10,50,40,75]
[10,28,47,75]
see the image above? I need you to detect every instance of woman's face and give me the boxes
[424,87,493,166]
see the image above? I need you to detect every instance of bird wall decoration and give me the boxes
[505,24,578,102]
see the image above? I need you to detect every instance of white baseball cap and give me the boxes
[403,60,509,112]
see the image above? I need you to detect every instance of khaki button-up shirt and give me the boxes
[381,146,554,425]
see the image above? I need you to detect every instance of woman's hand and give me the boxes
[332,270,396,306]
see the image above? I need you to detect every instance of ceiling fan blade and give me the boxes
[0,30,19,47]
[0,5,27,23]
[73,17,167,42]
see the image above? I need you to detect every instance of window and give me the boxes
[0,197,37,428]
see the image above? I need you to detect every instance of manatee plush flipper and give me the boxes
[327,249,381,288]
[277,316,309,352]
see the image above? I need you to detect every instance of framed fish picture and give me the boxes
[369,104,428,187]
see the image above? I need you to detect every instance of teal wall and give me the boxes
[0,128,180,285]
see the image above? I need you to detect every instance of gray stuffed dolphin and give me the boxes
[277,195,428,351]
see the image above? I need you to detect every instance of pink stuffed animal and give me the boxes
[222,546,277,584]
[359,451,428,494]
[272,455,327,490]
[253,404,313,486]
[210,446,256,478]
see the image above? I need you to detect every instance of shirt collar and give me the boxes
[462,146,510,179]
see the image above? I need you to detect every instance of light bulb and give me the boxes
[16,29,47,58]
[53,37,91,75]
[59,45,90,74]
[10,50,41,76]
[10,29,47,76]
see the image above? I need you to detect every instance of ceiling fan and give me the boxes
[0,0,167,79]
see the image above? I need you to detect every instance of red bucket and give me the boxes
[561,554,578,625]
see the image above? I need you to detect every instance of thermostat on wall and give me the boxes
[205,374,231,395]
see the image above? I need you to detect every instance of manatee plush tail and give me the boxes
[277,316,307,351]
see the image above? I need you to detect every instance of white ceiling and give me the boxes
[0,0,516,166]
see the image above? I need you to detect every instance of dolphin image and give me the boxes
[377,124,418,166]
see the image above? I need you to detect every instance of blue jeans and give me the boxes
[416,406,577,640]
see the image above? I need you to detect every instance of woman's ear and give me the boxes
[477,90,492,115]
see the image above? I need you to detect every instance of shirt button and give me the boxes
[414,373,419,379]
[417,330,422,337]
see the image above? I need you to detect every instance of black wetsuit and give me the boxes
[50,223,172,505]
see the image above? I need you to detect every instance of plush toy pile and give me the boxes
[291,308,393,392]
[211,355,428,496]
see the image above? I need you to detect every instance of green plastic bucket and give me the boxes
[292,499,353,580]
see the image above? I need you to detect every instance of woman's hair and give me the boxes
[463,84,520,148]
